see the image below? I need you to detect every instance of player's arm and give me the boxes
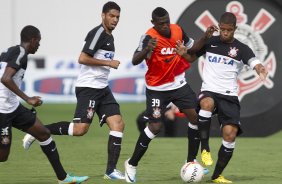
[188,25,218,53]
[1,67,42,106]
[244,45,268,81]
[78,52,120,69]
[132,35,156,65]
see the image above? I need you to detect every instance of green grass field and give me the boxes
[0,103,281,184]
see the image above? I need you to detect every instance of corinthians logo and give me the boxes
[195,1,276,101]
[177,0,282,118]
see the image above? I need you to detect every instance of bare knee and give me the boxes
[148,122,162,135]
[107,115,125,132]
[73,123,89,136]
[222,124,238,142]
[200,97,214,111]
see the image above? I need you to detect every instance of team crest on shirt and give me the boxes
[152,107,161,118]
[228,47,238,57]
[87,108,94,119]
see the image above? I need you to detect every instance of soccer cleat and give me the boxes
[23,134,36,150]
[58,173,89,184]
[201,149,213,166]
[124,159,137,183]
[212,175,232,183]
[103,169,125,180]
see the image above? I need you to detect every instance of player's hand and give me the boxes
[259,66,268,81]
[27,96,43,107]
[146,38,157,51]
[176,40,188,56]
[108,60,120,69]
[205,25,218,39]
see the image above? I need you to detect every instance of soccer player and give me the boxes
[176,12,268,183]
[124,7,217,183]
[23,1,125,180]
[0,25,89,184]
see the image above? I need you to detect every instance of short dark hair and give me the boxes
[152,7,168,20]
[20,25,40,42]
[220,12,237,26]
[102,1,120,13]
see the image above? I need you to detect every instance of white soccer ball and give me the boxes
[180,162,204,183]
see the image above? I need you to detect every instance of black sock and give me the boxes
[129,130,153,166]
[212,145,234,180]
[106,135,122,174]
[45,121,70,135]
[40,139,67,180]
[163,119,175,137]
[187,124,200,162]
[198,115,211,152]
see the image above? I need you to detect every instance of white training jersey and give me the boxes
[0,46,27,113]
[196,36,261,96]
[75,24,115,89]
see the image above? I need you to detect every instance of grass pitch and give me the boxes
[0,103,281,184]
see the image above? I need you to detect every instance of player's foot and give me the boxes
[192,159,209,175]
[124,159,137,183]
[103,169,125,180]
[23,134,36,150]
[211,175,232,183]
[201,149,213,166]
[58,173,89,184]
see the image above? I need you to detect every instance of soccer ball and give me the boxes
[180,162,204,183]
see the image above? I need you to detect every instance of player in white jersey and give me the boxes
[0,25,88,184]
[176,12,268,183]
[22,2,125,180]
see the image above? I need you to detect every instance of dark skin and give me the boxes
[176,22,268,141]
[131,13,217,134]
[0,34,51,162]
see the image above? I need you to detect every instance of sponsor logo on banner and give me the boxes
[177,0,282,117]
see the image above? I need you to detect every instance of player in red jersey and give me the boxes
[124,7,217,183]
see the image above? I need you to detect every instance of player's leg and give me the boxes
[197,92,215,166]
[211,124,237,183]
[211,95,241,183]
[23,87,95,149]
[0,114,12,162]
[125,89,165,183]
[15,104,89,183]
[172,84,200,162]
[98,87,125,179]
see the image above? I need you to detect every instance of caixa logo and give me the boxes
[177,0,282,117]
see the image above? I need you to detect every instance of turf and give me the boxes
[0,103,281,184]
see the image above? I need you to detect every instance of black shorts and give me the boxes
[74,87,120,125]
[0,104,36,147]
[198,91,242,135]
[146,83,197,123]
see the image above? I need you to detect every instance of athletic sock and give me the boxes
[45,121,72,135]
[129,127,156,166]
[187,123,200,162]
[39,137,66,180]
[106,131,123,174]
[212,140,235,179]
[198,110,212,152]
